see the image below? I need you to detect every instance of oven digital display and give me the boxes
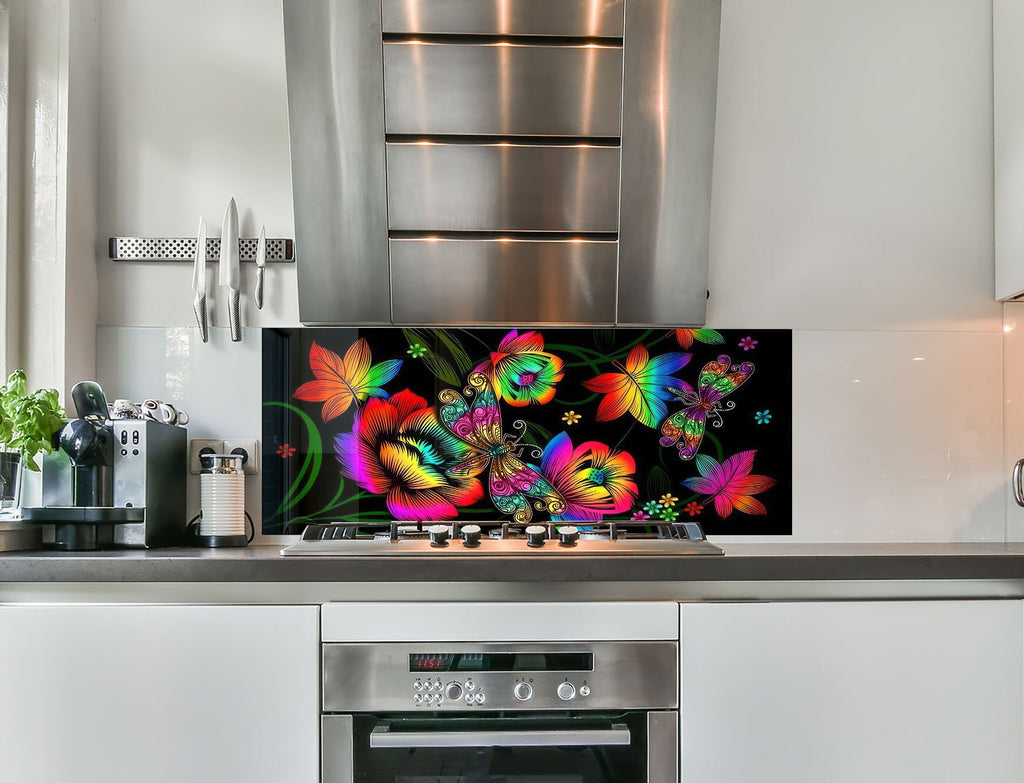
[409,652,594,673]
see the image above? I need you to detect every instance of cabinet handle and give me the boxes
[1013,458,1024,507]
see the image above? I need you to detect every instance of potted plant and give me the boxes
[0,370,65,512]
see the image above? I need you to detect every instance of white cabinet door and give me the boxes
[0,604,319,783]
[996,0,1024,299]
[680,601,1023,783]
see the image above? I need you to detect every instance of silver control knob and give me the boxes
[445,682,464,701]
[556,682,576,701]
[461,524,482,548]
[474,692,485,704]
[525,524,547,547]
[413,680,423,691]
[465,680,476,691]
[557,525,579,547]
[428,524,450,547]
[579,685,591,697]
[513,682,533,701]
[414,694,422,704]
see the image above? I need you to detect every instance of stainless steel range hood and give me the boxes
[284,0,721,326]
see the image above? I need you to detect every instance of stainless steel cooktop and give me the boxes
[280,520,723,557]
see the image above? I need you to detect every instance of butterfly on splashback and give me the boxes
[659,355,755,460]
[438,372,566,523]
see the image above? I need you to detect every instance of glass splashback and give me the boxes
[262,328,791,535]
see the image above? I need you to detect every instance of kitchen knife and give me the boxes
[219,197,241,342]
[192,217,209,342]
[254,224,266,310]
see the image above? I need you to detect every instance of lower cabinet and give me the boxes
[679,600,1024,783]
[0,604,319,783]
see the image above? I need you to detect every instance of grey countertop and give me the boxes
[2,542,1024,585]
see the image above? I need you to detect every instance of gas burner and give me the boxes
[280,519,723,557]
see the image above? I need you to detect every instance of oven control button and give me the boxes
[513,682,533,701]
[474,692,486,704]
[434,693,443,704]
[446,682,464,701]
[525,525,547,547]
[557,525,580,547]
[465,680,475,691]
[579,685,591,697]
[461,524,482,548]
[557,682,576,701]
[465,694,474,705]
[414,694,423,705]
[428,524,450,547]
[414,680,423,691]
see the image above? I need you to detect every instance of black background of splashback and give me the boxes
[263,328,792,536]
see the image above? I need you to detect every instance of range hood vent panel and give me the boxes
[284,0,721,327]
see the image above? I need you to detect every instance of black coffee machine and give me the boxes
[22,381,187,550]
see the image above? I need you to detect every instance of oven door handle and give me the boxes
[369,723,632,749]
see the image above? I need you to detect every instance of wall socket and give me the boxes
[188,438,260,475]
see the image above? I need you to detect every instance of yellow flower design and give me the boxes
[562,410,582,425]
[659,493,678,507]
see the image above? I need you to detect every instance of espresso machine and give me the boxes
[22,381,187,550]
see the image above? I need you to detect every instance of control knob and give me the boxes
[556,682,576,701]
[525,525,547,548]
[445,682,463,701]
[428,524,450,547]
[513,682,533,701]
[557,525,579,547]
[461,524,482,548]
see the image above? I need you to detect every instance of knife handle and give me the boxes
[255,267,265,310]
[193,295,209,343]
[229,289,241,342]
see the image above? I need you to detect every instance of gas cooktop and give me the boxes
[280,520,723,557]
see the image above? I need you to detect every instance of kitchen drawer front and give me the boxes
[381,0,624,37]
[386,143,621,232]
[390,239,617,324]
[384,42,623,138]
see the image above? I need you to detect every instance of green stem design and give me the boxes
[265,401,323,519]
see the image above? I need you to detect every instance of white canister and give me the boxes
[198,453,248,546]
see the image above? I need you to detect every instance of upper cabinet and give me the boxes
[284,0,721,326]
[996,0,1024,300]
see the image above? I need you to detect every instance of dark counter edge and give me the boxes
[2,543,1024,583]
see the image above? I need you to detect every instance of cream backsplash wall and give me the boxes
[93,0,1006,543]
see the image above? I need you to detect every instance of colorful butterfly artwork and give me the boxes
[438,372,566,523]
[583,345,691,428]
[659,355,754,459]
[293,339,403,422]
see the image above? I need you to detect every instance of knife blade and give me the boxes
[191,217,209,342]
[254,224,266,310]
[219,197,241,342]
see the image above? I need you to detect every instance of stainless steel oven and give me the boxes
[321,641,678,783]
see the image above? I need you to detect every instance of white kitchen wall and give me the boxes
[92,0,1005,542]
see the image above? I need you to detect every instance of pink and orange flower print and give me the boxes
[473,330,565,407]
[539,432,638,521]
[333,389,484,521]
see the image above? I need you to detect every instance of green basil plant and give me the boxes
[0,370,65,471]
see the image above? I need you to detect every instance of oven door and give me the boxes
[323,711,677,783]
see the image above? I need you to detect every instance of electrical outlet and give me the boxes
[189,439,224,474]
[223,438,260,475]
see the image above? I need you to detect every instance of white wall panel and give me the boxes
[707,0,999,332]
[715,329,1004,543]
[95,0,297,327]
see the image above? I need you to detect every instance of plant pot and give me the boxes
[0,451,23,515]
